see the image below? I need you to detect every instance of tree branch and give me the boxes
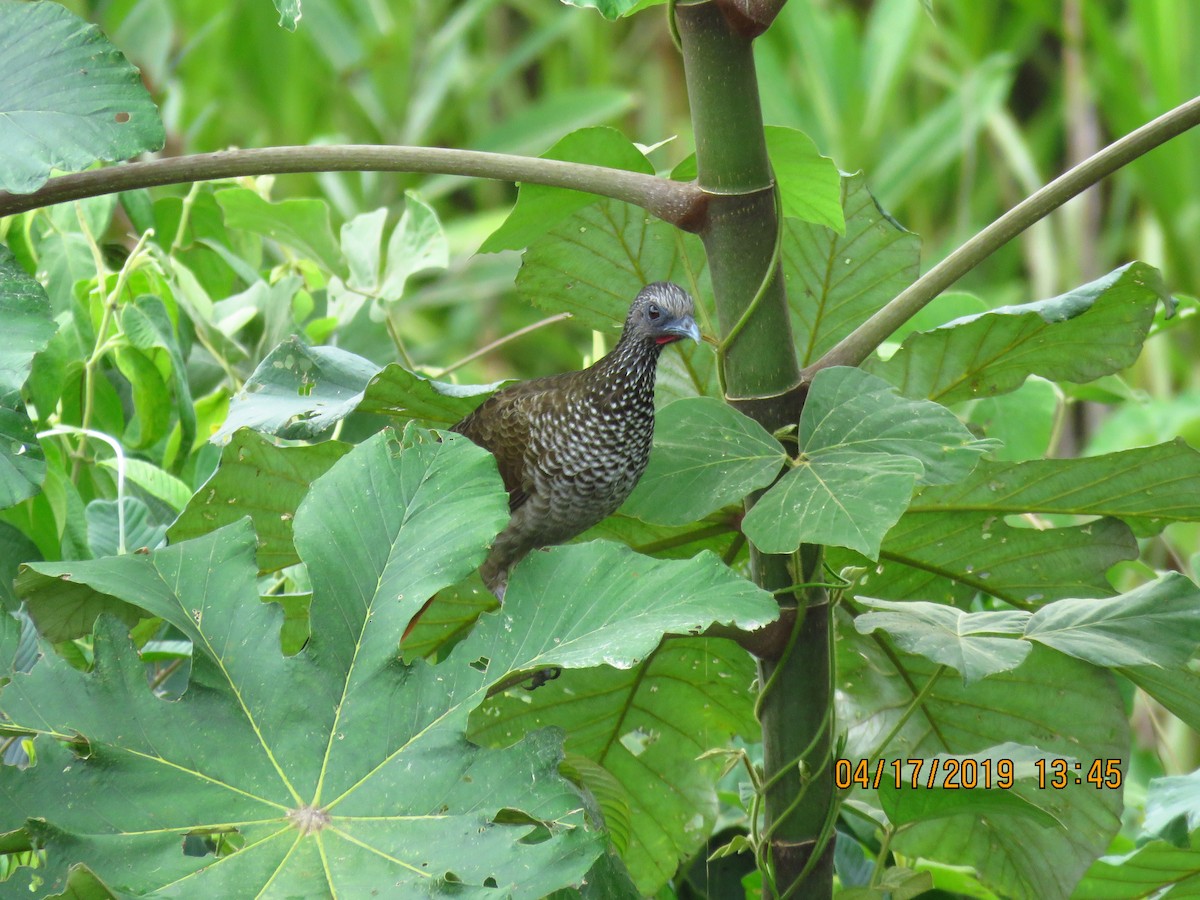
[0,144,709,232]
[805,94,1200,376]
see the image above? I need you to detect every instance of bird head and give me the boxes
[625,282,702,346]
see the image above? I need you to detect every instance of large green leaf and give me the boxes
[3,429,585,895]
[784,173,920,365]
[482,127,654,254]
[215,188,346,275]
[1022,573,1200,667]
[0,0,164,193]
[515,197,712,334]
[357,365,505,426]
[914,441,1200,536]
[0,246,56,509]
[833,440,1200,608]
[167,428,352,573]
[4,426,777,895]
[839,614,1127,900]
[866,262,1172,403]
[743,367,986,557]
[877,745,1062,829]
[847,514,1137,608]
[622,397,785,526]
[854,599,1030,684]
[855,574,1200,685]
[1074,835,1200,899]
[472,638,759,895]
[214,338,381,442]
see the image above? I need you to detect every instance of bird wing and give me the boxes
[452,377,562,512]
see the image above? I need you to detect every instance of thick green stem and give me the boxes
[676,2,829,895]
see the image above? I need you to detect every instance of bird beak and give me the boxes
[661,315,701,344]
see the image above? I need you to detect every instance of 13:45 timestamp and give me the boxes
[1035,758,1122,789]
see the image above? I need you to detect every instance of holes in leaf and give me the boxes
[618,727,658,757]
[469,656,489,673]
[492,808,552,845]
[181,828,243,858]
[483,876,498,888]
[114,111,131,124]
[66,734,93,760]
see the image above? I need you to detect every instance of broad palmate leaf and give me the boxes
[167,428,352,574]
[742,366,986,557]
[2,426,776,896]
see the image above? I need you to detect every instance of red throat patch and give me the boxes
[655,335,681,345]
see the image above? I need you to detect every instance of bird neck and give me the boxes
[590,333,662,397]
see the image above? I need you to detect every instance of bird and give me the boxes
[452,281,701,599]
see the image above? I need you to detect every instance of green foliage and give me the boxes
[0,1,164,194]
[867,262,1174,402]
[1,1,1199,898]
[0,247,55,507]
[741,366,987,557]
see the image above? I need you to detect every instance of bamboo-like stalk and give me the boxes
[675,1,832,895]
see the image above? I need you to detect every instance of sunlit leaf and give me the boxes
[274,0,301,31]
[853,599,1030,684]
[216,188,345,275]
[378,191,448,299]
[215,338,380,443]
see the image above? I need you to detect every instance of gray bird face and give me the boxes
[630,282,702,345]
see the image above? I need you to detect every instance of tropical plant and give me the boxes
[1,1,1199,898]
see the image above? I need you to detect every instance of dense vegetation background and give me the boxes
[2,0,1199,897]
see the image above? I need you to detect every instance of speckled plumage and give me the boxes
[453,282,700,596]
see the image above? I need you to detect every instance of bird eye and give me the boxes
[647,304,662,320]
